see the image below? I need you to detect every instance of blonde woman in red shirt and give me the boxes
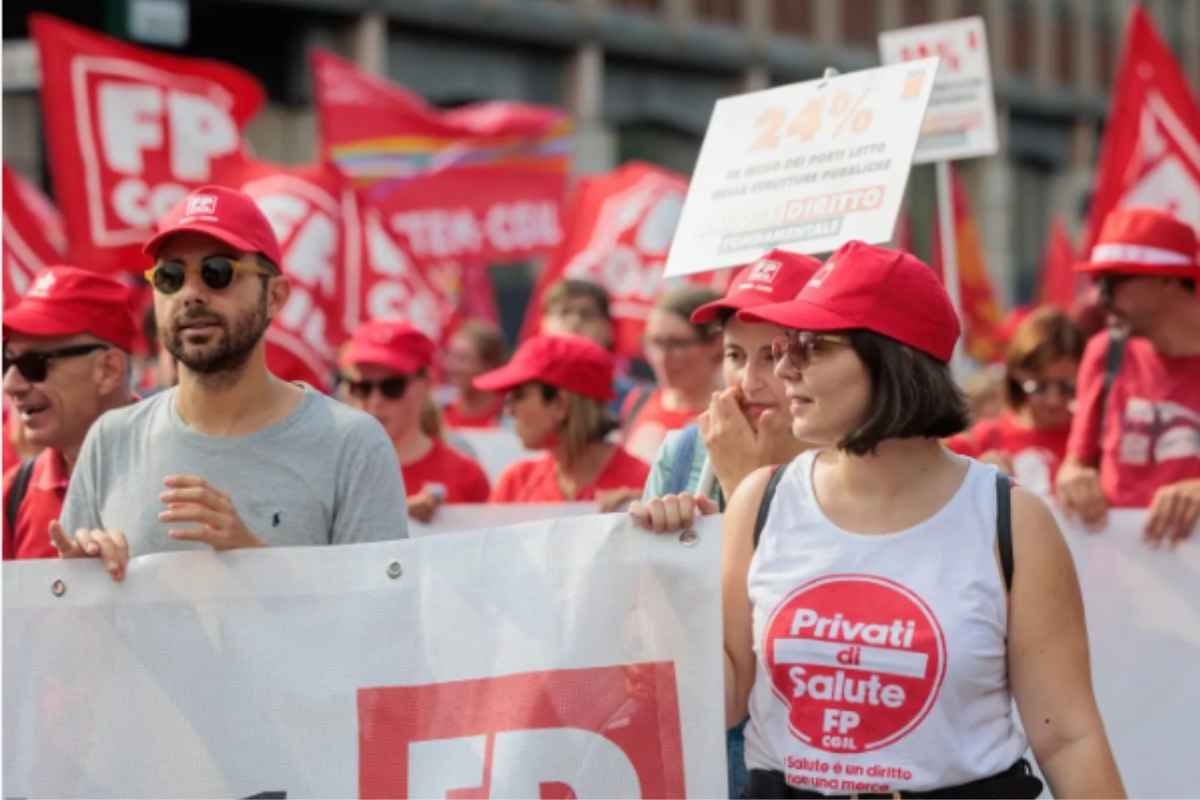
[476,335,649,503]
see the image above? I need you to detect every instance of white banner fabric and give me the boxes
[410,503,596,537]
[3,514,726,799]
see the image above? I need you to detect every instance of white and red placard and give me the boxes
[3,515,727,798]
[879,17,1000,164]
[664,59,938,277]
[30,13,264,273]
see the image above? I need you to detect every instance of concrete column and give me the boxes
[664,0,693,34]
[879,0,904,32]
[349,12,387,76]
[2,94,42,182]
[1182,0,1200,90]
[814,0,841,44]
[984,0,1011,82]
[742,0,771,46]
[245,105,318,165]
[742,66,771,92]
[565,42,616,174]
[1071,0,1098,93]
[932,0,960,22]
[1032,0,1055,88]
[974,106,1017,307]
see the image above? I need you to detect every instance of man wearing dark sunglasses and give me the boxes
[1059,207,1200,546]
[52,186,408,582]
[3,267,139,562]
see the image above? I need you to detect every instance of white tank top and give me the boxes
[744,449,1027,794]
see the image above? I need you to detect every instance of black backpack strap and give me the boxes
[1098,331,1128,432]
[5,458,37,538]
[995,472,1013,593]
[753,465,788,549]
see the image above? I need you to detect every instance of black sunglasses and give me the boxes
[770,331,849,371]
[144,256,271,295]
[343,375,410,401]
[3,343,111,383]
[1098,274,1136,306]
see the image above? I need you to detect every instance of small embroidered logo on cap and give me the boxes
[186,195,217,216]
[28,272,57,298]
[748,258,782,284]
[807,259,837,290]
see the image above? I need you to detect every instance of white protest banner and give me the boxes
[664,59,938,278]
[3,515,725,798]
[879,17,1000,164]
[410,502,596,536]
[1050,509,1200,798]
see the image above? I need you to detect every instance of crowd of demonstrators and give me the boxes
[722,241,1123,798]
[47,185,409,581]
[946,307,1085,494]
[475,334,649,504]
[621,285,724,463]
[340,320,490,523]
[2,268,140,560]
[440,319,508,430]
[1058,207,1200,545]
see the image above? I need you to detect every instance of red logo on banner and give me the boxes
[357,663,685,799]
[31,14,264,272]
[764,575,946,754]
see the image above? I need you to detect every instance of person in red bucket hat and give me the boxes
[1058,207,1200,542]
[340,320,490,522]
[48,186,409,582]
[474,334,649,504]
[3,266,139,561]
[716,241,1123,798]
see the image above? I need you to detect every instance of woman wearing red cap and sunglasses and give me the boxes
[722,242,1122,799]
[340,321,490,522]
[475,335,649,504]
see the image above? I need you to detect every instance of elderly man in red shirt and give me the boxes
[3,267,139,559]
[1057,207,1200,545]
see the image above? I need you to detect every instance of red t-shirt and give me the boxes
[1066,331,1200,508]
[945,411,1069,495]
[490,447,649,503]
[442,397,505,430]
[2,416,19,474]
[401,438,491,503]
[621,388,703,464]
[2,447,68,560]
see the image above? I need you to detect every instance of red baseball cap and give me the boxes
[739,241,961,363]
[473,334,615,402]
[342,320,437,375]
[3,266,139,353]
[691,249,824,324]
[1076,207,1198,280]
[143,185,283,266]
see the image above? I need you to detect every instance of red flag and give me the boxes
[215,160,355,390]
[523,162,734,358]
[311,49,570,265]
[31,14,264,273]
[1086,4,1200,247]
[3,165,68,307]
[931,166,1005,363]
[1037,218,1081,310]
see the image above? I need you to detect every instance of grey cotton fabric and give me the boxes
[59,386,409,555]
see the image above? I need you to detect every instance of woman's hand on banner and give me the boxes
[49,519,130,582]
[629,493,719,533]
[159,475,265,551]
[1143,478,1200,547]
[1055,460,1108,528]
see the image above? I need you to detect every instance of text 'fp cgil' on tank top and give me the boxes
[745,449,1027,795]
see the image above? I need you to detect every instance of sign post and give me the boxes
[880,17,1000,372]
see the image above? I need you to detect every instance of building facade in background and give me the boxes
[4,0,1200,307]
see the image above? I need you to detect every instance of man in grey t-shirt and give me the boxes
[52,185,407,580]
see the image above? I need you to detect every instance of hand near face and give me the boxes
[701,387,797,497]
[158,475,265,551]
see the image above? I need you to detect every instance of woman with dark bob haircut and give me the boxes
[723,242,1123,798]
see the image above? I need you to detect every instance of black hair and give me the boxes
[839,330,970,455]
